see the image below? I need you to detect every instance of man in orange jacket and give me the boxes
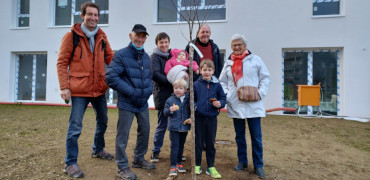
[56,2,114,178]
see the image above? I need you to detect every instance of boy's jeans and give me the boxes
[233,117,263,168]
[65,95,108,165]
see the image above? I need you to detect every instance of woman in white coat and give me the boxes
[219,34,270,179]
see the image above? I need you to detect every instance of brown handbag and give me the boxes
[237,86,260,102]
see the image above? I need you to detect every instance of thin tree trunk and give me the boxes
[188,44,196,180]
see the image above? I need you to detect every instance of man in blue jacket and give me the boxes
[106,24,154,180]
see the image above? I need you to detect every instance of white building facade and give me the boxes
[0,0,369,118]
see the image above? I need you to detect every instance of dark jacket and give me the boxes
[150,50,173,110]
[57,23,114,97]
[105,42,153,112]
[185,38,222,78]
[194,76,226,117]
[164,93,191,132]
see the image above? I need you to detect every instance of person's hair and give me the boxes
[81,2,100,17]
[197,24,211,35]
[155,32,170,45]
[231,34,247,47]
[173,78,187,89]
[200,59,215,70]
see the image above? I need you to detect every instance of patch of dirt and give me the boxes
[0,105,369,179]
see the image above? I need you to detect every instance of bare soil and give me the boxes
[0,104,369,180]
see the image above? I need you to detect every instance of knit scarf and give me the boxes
[81,23,98,53]
[153,47,169,58]
[231,49,249,85]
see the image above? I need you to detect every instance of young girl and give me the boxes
[193,59,226,179]
[163,79,192,177]
[165,48,200,85]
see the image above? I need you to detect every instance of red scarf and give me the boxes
[231,50,249,85]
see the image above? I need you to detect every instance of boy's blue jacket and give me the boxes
[164,93,191,131]
[194,76,226,117]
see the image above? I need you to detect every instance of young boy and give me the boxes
[193,59,226,179]
[163,79,192,177]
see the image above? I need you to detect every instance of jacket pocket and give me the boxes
[97,72,109,93]
[69,72,90,94]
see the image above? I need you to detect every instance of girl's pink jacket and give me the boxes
[164,48,200,75]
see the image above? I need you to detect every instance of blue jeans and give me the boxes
[152,109,168,154]
[65,95,108,165]
[169,131,188,166]
[233,117,263,168]
[115,108,150,169]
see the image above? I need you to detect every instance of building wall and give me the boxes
[0,0,369,118]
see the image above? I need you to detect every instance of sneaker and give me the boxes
[177,163,186,173]
[254,167,265,179]
[206,167,222,179]
[131,159,155,169]
[91,149,114,160]
[169,166,177,176]
[117,168,137,180]
[234,163,248,171]
[195,166,202,175]
[150,153,159,163]
[63,164,84,178]
[181,156,186,161]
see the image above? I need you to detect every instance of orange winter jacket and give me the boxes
[57,23,114,97]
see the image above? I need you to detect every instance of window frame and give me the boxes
[15,0,30,28]
[154,0,227,24]
[52,0,109,27]
[282,48,343,116]
[14,53,48,102]
[312,0,345,18]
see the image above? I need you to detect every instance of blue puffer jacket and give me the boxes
[194,76,226,117]
[106,43,153,112]
[164,93,191,132]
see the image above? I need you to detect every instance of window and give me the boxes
[313,0,342,16]
[17,0,30,27]
[283,49,340,115]
[54,0,109,26]
[157,0,226,23]
[15,54,47,102]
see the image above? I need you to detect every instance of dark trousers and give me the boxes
[233,117,263,168]
[115,108,150,169]
[152,109,168,154]
[195,115,217,168]
[169,131,188,166]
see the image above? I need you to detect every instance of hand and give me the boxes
[170,103,179,112]
[195,69,200,75]
[183,72,189,80]
[61,89,71,101]
[183,118,192,125]
[212,101,221,108]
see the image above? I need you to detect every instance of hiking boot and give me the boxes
[150,152,159,163]
[63,164,84,178]
[176,163,186,173]
[169,166,177,176]
[206,167,222,179]
[234,163,248,171]
[117,168,137,180]
[195,166,202,175]
[255,167,265,179]
[181,156,186,161]
[91,149,114,160]
[131,159,155,169]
